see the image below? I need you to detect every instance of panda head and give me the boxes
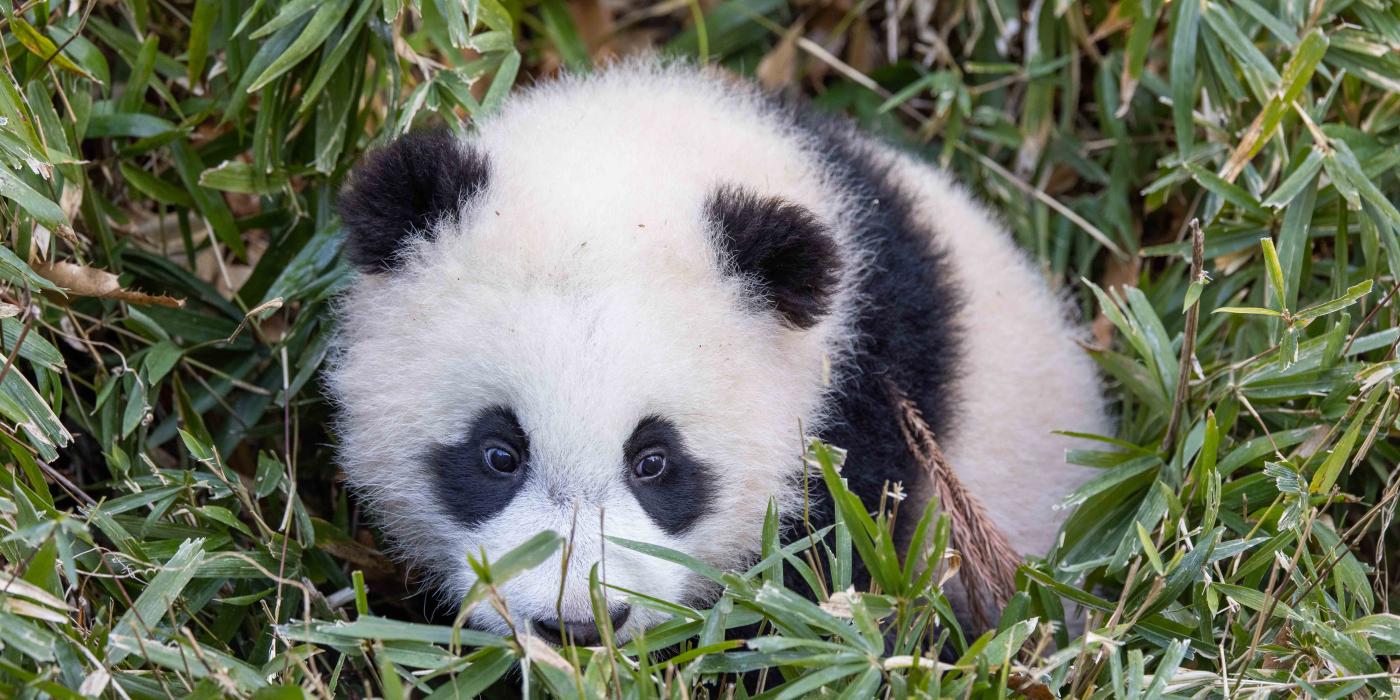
[329,94,849,644]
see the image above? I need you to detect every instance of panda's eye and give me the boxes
[633,452,667,480]
[482,445,519,474]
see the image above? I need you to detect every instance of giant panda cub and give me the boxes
[330,61,1109,645]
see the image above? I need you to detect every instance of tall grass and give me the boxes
[0,0,1397,697]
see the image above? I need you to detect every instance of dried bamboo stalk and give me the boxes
[885,378,1020,626]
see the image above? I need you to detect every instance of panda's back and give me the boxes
[781,112,1108,628]
[480,63,1108,559]
[873,148,1108,557]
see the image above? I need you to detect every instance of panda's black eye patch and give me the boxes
[623,417,713,535]
[431,407,529,527]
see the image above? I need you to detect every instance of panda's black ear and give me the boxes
[338,128,489,273]
[707,186,841,329]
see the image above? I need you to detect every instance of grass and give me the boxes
[1,0,1398,697]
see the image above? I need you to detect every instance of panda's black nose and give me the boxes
[531,606,630,646]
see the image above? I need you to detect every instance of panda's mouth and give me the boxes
[525,605,631,646]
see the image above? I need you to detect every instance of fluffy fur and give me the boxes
[338,128,490,272]
[706,185,842,329]
[328,60,1109,641]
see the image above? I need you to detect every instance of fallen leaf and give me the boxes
[570,0,617,60]
[845,15,876,75]
[34,261,184,308]
[59,182,82,223]
[820,587,857,618]
[757,20,804,89]
[317,536,395,578]
[1008,671,1056,700]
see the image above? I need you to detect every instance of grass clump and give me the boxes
[1,0,1398,697]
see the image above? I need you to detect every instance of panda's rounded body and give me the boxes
[330,61,1108,642]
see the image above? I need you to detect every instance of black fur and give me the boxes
[623,416,715,536]
[788,109,964,591]
[706,186,842,329]
[431,407,530,528]
[338,128,490,273]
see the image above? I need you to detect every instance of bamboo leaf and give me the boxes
[107,539,207,664]
[0,168,68,234]
[187,0,220,85]
[1263,148,1325,209]
[1294,279,1374,321]
[119,162,195,207]
[1212,306,1283,317]
[1185,162,1269,219]
[247,0,353,92]
[10,18,100,82]
[1309,411,1366,494]
[1260,237,1287,312]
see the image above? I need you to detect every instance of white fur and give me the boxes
[328,61,1107,640]
[874,148,1110,556]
